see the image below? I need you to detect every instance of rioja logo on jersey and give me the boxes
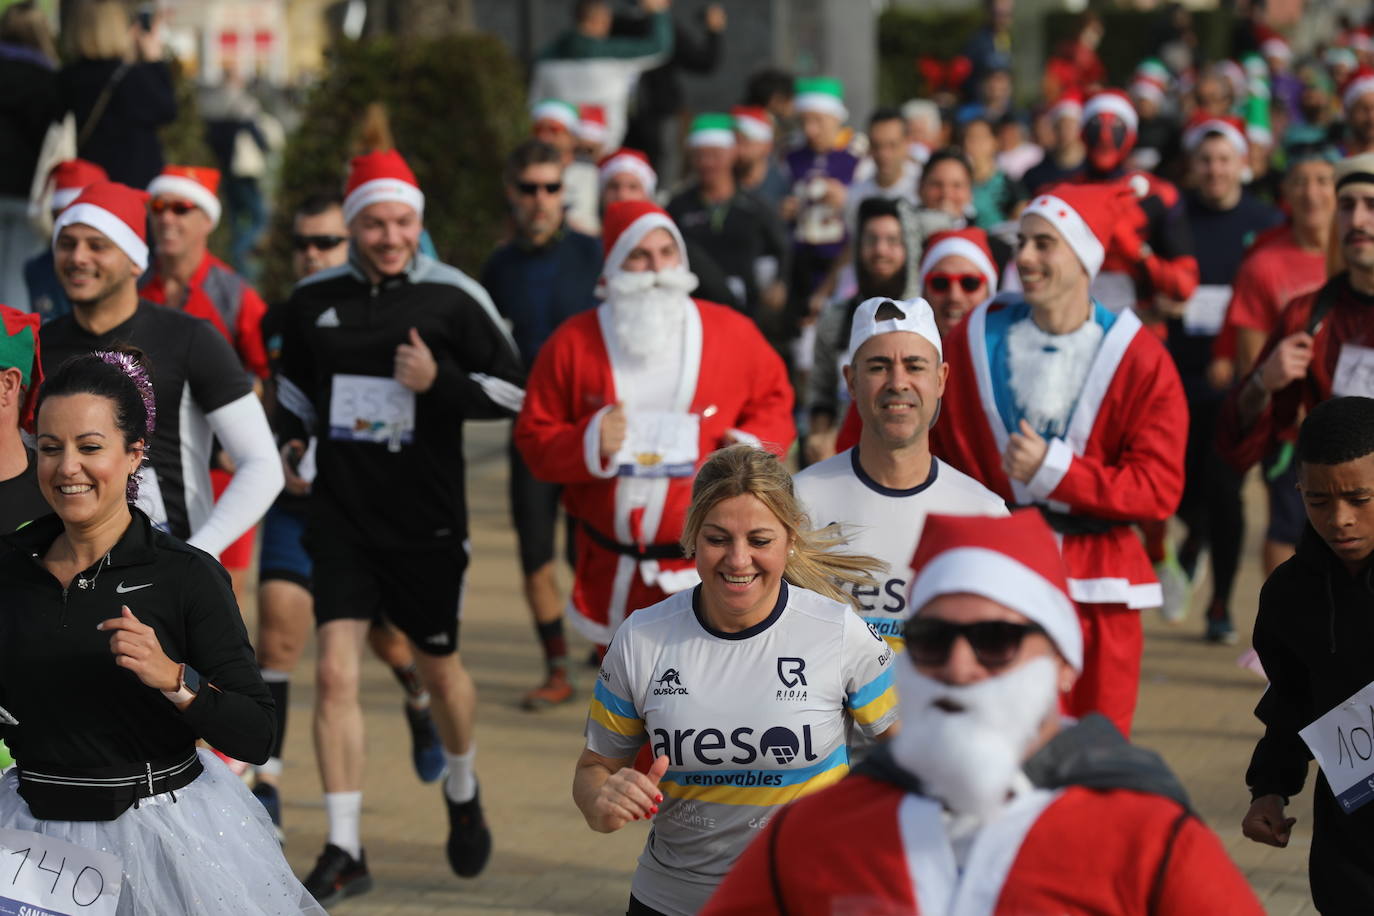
[775,657,809,701]
[653,668,689,695]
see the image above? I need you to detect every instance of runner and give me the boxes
[274,150,522,902]
[0,306,46,530]
[23,159,107,322]
[515,199,794,649]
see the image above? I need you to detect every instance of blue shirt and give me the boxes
[23,250,71,324]
[480,229,602,366]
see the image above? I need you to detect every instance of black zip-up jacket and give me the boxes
[0,509,274,771]
[1246,523,1374,913]
[274,250,525,551]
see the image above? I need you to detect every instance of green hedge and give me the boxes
[260,32,528,302]
[876,8,986,107]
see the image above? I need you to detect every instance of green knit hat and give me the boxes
[687,113,737,148]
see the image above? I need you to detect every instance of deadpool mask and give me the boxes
[1083,113,1135,173]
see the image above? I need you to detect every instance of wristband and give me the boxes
[161,663,200,705]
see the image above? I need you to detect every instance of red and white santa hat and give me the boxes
[576,105,608,146]
[1083,89,1139,136]
[147,165,222,227]
[919,228,999,297]
[1021,182,1131,279]
[52,180,151,271]
[1182,112,1248,157]
[600,199,688,279]
[598,148,657,196]
[50,159,108,212]
[910,510,1082,672]
[732,104,774,142]
[1343,68,1374,113]
[846,296,942,364]
[342,150,424,225]
[1046,90,1083,124]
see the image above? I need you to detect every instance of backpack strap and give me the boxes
[77,62,132,151]
[1147,807,1192,916]
[1305,275,1343,338]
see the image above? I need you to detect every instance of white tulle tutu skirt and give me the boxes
[0,749,325,915]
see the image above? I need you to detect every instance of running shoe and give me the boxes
[302,843,372,906]
[1204,618,1239,646]
[444,786,492,878]
[521,669,574,710]
[251,781,284,842]
[405,703,447,783]
[1153,552,1192,624]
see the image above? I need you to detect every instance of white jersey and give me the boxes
[794,448,1008,649]
[586,582,897,916]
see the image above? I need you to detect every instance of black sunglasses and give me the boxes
[516,181,563,196]
[903,618,1045,670]
[291,234,348,252]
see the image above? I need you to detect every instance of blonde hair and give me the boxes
[681,444,883,608]
[1,2,58,65]
[65,0,132,62]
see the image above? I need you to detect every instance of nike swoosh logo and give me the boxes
[115,582,152,594]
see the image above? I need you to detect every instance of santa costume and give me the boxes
[514,201,794,645]
[932,183,1188,736]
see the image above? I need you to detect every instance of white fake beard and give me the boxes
[1006,317,1104,439]
[888,655,1060,821]
[605,268,699,362]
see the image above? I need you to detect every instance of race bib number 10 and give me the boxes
[1299,679,1374,814]
[329,375,416,452]
[0,828,122,916]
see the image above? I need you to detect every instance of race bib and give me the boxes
[329,375,416,452]
[1090,271,1136,314]
[0,828,122,916]
[1332,344,1374,399]
[1299,679,1374,814]
[613,411,700,478]
[1182,284,1232,336]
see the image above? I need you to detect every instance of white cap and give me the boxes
[846,296,942,365]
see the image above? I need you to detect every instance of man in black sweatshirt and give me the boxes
[1243,396,1374,913]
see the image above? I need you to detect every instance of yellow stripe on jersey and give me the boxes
[847,667,897,727]
[590,681,645,737]
[660,762,849,807]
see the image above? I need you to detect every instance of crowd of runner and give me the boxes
[5,0,1374,912]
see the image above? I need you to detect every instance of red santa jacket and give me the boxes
[141,251,269,379]
[931,299,1187,609]
[514,299,794,644]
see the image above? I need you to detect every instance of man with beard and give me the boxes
[1341,70,1374,157]
[515,199,793,648]
[933,181,1189,737]
[702,510,1263,915]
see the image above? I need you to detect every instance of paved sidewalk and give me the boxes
[246,421,1316,915]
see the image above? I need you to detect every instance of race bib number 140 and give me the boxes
[0,828,122,916]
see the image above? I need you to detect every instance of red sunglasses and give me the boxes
[149,198,198,216]
[926,272,986,294]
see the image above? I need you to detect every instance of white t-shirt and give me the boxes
[794,447,1009,649]
[585,582,897,916]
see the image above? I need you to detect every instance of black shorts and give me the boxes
[310,536,469,656]
[1263,444,1306,546]
[508,441,576,575]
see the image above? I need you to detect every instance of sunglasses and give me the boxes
[292,234,348,252]
[149,198,198,216]
[926,272,986,294]
[516,181,562,196]
[903,618,1045,670]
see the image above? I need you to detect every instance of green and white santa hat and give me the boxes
[794,76,848,122]
[1245,88,1273,148]
[530,99,580,132]
[687,113,736,149]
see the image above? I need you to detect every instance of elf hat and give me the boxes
[1182,112,1249,157]
[342,149,424,225]
[577,105,608,145]
[687,113,736,149]
[52,180,151,272]
[1021,182,1133,280]
[0,305,42,433]
[1343,68,1374,113]
[531,99,580,132]
[1129,77,1166,105]
[910,510,1082,672]
[601,199,689,279]
[50,159,108,212]
[598,148,657,196]
[1083,89,1139,135]
[919,228,999,298]
[1245,92,1273,148]
[147,165,222,227]
[732,105,774,142]
[794,76,848,121]
[846,296,942,366]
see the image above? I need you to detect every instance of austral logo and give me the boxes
[776,657,808,701]
[653,668,689,695]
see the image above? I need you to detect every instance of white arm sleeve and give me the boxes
[187,393,285,556]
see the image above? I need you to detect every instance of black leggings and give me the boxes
[1177,392,1244,620]
[627,895,669,916]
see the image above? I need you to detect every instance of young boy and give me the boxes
[1243,395,1374,911]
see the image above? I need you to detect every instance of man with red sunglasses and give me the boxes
[703,510,1260,916]
[919,227,1000,337]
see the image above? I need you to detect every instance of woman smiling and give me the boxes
[573,444,899,916]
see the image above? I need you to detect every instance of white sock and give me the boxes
[257,756,283,779]
[324,791,363,858]
[443,747,477,804]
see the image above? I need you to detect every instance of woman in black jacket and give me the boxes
[57,0,175,189]
[0,349,323,915]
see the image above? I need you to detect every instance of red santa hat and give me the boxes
[1182,112,1248,157]
[1021,182,1131,279]
[910,510,1083,671]
[52,181,150,272]
[576,105,608,145]
[49,159,108,212]
[0,305,42,433]
[601,199,688,279]
[846,296,942,364]
[147,165,223,227]
[1343,68,1374,113]
[732,104,774,142]
[919,228,999,298]
[1083,89,1139,136]
[1046,90,1083,124]
[343,150,425,225]
[598,148,657,197]
[1259,33,1292,63]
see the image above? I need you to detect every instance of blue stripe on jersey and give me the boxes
[594,679,639,719]
[660,742,848,790]
[847,666,895,711]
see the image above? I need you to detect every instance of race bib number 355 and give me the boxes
[0,828,122,916]
[329,375,416,452]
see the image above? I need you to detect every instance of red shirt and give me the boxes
[141,252,269,379]
[1225,226,1327,336]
